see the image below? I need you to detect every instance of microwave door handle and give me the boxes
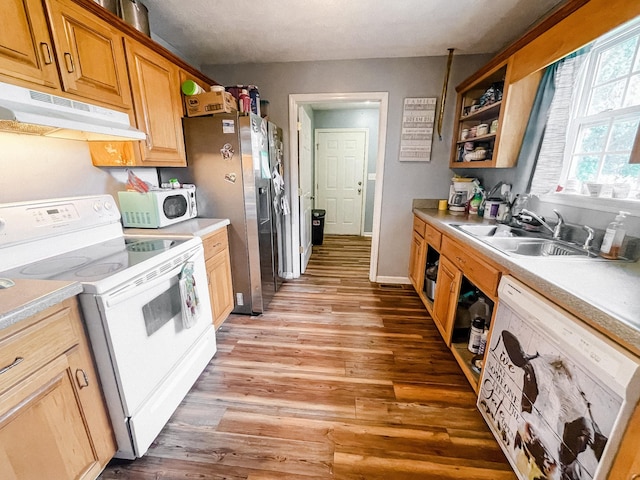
[103,254,198,308]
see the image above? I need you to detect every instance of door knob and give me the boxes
[358,181,362,186]
[357,188,362,194]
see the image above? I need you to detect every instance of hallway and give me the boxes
[100,235,515,479]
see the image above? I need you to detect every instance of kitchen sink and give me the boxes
[481,237,598,258]
[451,223,601,258]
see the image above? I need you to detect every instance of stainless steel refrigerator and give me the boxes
[160,113,281,314]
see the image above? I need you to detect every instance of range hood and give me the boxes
[0,81,146,142]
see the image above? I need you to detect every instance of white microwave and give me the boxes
[118,187,197,228]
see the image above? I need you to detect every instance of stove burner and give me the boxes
[20,256,91,275]
[75,262,125,277]
[126,239,176,252]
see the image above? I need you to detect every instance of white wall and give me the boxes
[204,55,491,278]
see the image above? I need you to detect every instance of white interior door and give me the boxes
[298,106,313,273]
[315,129,367,235]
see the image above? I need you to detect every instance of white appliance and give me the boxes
[478,276,640,480]
[118,186,197,228]
[0,81,145,141]
[0,195,216,459]
[448,179,475,212]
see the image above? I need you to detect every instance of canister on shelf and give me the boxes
[476,123,489,136]
[490,119,499,133]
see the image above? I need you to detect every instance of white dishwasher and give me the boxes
[478,276,640,480]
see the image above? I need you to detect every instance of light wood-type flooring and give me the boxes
[99,235,516,480]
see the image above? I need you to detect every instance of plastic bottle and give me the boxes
[239,89,251,114]
[181,80,205,96]
[477,327,489,356]
[600,211,629,259]
[468,318,485,353]
[467,297,490,353]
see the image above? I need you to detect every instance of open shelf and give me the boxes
[451,342,481,393]
[460,101,502,122]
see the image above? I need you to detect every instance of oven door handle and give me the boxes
[103,255,199,308]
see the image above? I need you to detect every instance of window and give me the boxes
[561,18,640,201]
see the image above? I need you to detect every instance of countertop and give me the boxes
[0,279,83,331]
[414,208,640,357]
[125,218,230,238]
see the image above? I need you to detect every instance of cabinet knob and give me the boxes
[39,43,53,65]
[75,368,90,388]
[64,52,75,73]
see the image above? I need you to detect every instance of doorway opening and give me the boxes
[288,92,389,281]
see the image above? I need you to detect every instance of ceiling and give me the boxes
[142,0,566,67]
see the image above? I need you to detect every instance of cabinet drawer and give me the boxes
[441,236,500,297]
[202,228,229,260]
[424,224,442,250]
[413,216,426,238]
[0,306,78,394]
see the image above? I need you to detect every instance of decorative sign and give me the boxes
[399,97,437,162]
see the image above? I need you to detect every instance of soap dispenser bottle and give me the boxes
[600,211,629,259]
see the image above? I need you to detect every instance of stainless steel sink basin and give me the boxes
[451,223,600,258]
[453,224,500,236]
[481,237,597,258]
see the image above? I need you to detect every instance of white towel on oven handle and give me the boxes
[179,261,200,328]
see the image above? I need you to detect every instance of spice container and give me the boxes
[476,123,489,136]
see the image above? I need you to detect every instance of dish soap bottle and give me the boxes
[600,211,629,259]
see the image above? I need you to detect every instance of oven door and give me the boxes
[92,244,215,452]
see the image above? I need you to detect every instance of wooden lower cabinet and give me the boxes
[408,229,426,291]
[202,227,234,329]
[431,255,460,345]
[0,297,115,479]
[609,401,640,479]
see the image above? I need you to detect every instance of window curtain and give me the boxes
[514,48,590,195]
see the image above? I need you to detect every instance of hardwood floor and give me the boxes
[99,235,516,480]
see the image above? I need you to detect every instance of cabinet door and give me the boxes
[609,402,640,479]
[206,249,234,329]
[125,38,186,166]
[408,230,425,291]
[432,255,460,345]
[44,0,132,109]
[0,352,103,480]
[0,0,60,89]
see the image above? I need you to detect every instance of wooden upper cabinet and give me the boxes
[449,59,541,169]
[124,38,186,166]
[0,0,61,89]
[44,0,131,109]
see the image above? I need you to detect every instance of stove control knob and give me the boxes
[104,201,113,211]
[0,218,5,232]
[93,202,103,212]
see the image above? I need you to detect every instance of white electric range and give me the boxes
[0,194,216,459]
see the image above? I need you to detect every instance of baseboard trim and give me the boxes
[375,276,411,285]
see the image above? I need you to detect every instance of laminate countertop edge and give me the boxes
[413,208,640,357]
[0,279,83,332]
[124,218,230,238]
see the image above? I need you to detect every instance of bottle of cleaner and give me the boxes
[600,211,629,259]
[467,297,490,353]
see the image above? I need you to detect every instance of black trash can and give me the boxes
[312,209,326,245]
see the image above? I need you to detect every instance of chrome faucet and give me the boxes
[583,225,594,250]
[520,209,565,239]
